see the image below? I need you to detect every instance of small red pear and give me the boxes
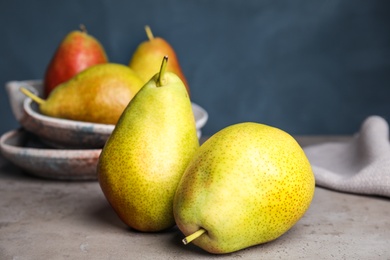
[44,25,108,97]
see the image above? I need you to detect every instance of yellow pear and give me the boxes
[97,57,199,232]
[128,25,190,95]
[173,122,315,254]
[21,63,143,125]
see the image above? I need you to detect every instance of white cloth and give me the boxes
[304,116,390,197]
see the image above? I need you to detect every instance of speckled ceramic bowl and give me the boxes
[0,128,101,180]
[6,80,208,149]
[22,97,115,148]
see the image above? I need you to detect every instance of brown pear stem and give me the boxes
[145,25,154,41]
[157,56,168,87]
[182,229,206,245]
[20,87,46,105]
[80,24,87,34]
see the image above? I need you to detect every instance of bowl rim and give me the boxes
[23,98,115,133]
[0,128,102,158]
[0,128,101,180]
[23,96,208,132]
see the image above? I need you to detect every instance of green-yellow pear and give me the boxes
[173,122,315,254]
[21,63,144,125]
[97,56,199,232]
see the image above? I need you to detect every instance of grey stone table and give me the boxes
[1,136,389,259]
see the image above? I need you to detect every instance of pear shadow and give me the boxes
[169,231,224,257]
[168,226,211,256]
[88,200,181,236]
[88,198,129,230]
[167,223,307,258]
[168,226,260,258]
[88,200,270,258]
[86,195,284,257]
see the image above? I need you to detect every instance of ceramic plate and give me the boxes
[6,80,208,149]
[0,128,101,180]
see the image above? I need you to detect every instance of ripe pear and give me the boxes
[44,24,108,97]
[21,63,143,125]
[173,122,315,254]
[97,56,199,232]
[128,25,190,95]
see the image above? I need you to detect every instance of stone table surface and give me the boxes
[0,136,389,259]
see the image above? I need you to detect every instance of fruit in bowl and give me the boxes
[5,79,207,149]
[22,63,144,125]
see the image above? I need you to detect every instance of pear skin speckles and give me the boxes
[41,63,143,124]
[173,122,315,254]
[97,71,199,232]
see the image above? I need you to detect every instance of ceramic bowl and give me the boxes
[6,80,208,149]
[0,128,101,180]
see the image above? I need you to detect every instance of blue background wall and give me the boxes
[1,0,389,137]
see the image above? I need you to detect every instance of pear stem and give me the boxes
[20,87,46,105]
[182,229,206,245]
[157,56,168,87]
[145,25,154,41]
[80,24,87,34]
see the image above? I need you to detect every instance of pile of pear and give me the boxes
[21,25,190,126]
[97,57,315,254]
[21,25,316,254]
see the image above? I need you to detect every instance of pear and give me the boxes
[44,24,108,97]
[21,63,143,125]
[97,56,199,232]
[128,25,190,95]
[173,122,315,254]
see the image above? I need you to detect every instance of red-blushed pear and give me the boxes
[44,24,108,97]
[128,25,190,95]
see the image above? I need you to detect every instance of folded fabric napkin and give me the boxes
[303,115,390,198]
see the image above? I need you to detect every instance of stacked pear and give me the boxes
[22,63,143,125]
[173,122,315,254]
[97,57,199,232]
[44,25,108,97]
[128,26,190,95]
